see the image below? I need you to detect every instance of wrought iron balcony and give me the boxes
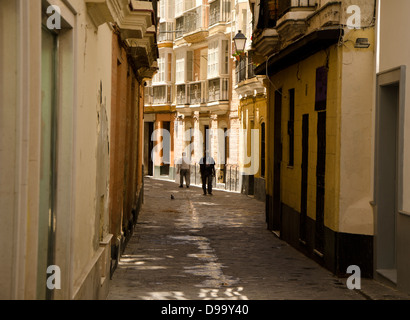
[235,54,255,85]
[234,52,266,98]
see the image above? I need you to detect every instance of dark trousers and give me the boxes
[201,174,213,194]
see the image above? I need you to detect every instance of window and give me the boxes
[159,56,165,82]
[175,0,183,17]
[167,53,172,82]
[177,84,187,104]
[209,1,220,26]
[222,40,229,75]
[242,9,248,36]
[288,88,295,166]
[153,86,166,104]
[176,52,185,83]
[186,51,193,82]
[153,55,165,83]
[185,11,196,33]
[208,78,220,102]
[208,78,228,102]
[176,17,184,38]
[209,0,231,26]
[208,40,219,78]
[160,0,165,19]
[159,22,174,42]
[189,82,202,104]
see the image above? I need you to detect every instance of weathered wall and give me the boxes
[0,0,116,300]
[339,27,375,236]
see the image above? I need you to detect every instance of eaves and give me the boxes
[255,28,343,77]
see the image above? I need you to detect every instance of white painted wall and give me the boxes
[0,0,114,299]
[378,0,410,213]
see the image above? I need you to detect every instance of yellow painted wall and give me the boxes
[267,45,342,232]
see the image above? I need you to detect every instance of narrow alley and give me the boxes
[107,178,408,301]
[3,0,410,302]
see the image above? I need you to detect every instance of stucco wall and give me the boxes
[268,47,341,232]
[378,0,410,213]
[339,27,375,236]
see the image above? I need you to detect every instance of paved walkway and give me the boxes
[107,177,410,300]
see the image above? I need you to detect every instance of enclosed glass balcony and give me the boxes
[278,0,317,19]
[209,0,231,26]
[208,77,229,102]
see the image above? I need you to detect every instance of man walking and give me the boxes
[200,150,216,195]
[177,152,191,188]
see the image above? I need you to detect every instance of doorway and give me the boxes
[38,25,58,300]
[315,111,326,255]
[160,121,171,176]
[272,89,282,234]
[375,66,405,284]
[300,114,309,243]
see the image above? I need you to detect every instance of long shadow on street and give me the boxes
[107,177,368,300]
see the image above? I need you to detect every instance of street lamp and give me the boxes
[233,30,247,54]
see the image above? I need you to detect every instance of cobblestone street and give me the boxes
[107,178,410,301]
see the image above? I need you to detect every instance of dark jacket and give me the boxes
[199,156,215,177]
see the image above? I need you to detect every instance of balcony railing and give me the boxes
[278,0,317,18]
[188,80,207,105]
[176,84,187,105]
[236,54,255,85]
[152,85,172,105]
[175,17,184,39]
[208,77,229,102]
[175,6,208,40]
[184,6,207,34]
[176,78,228,106]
